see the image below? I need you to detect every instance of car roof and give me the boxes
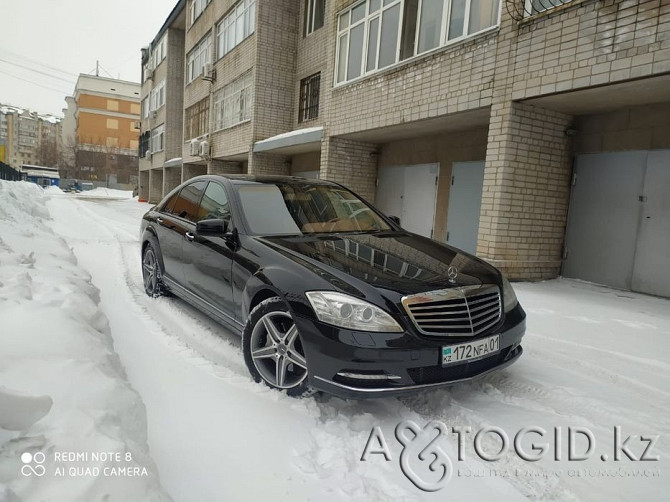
[192,174,336,186]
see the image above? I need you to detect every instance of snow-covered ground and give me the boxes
[0,182,168,501]
[1,181,668,500]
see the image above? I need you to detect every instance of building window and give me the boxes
[106,137,119,148]
[151,35,167,69]
[139,131,150,157]
[335,0,500,84]
[304,0,325,36]
[524,0,572,15]
[107,99,119,111]
[151,124,165,152]
[216,0,256,59]
[213,73,253,131]
[141,97,149,119]
[187,35,212,83]
[185,98,210,140]
[150,80,166,111]
[299,73,320,122]
[106,118,119,130]
[190,0,211,25]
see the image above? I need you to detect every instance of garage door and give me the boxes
[375,164,438,238]
[563,150,670,297]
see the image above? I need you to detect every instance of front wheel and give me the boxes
[142,242,165,297]
[243,297,310,397]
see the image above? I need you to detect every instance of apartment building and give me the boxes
[139,0,187,203]
[139,0,670,297]
[63,75,141,187]
[0,104,61,169]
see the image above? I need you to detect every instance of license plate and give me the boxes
[442,334,500,366]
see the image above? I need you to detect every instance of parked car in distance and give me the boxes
[140,175,525,398]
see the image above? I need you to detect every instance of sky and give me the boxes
[0,0,178,117]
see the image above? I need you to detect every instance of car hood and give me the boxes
[256,231,501,297]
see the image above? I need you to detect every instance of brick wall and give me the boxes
[478,101,574,279]
[149,168,164,203]
[208,160,243,175]
[247,152,290,175]
[320,137,378,202]
[512,0,670,100]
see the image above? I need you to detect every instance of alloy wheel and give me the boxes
[250,312,308,389]
[142,247,158,295]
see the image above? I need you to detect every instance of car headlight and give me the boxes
[305,291,403,332]
[502,277,518,312]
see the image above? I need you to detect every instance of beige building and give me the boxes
[63,75,141,187]
[139,0,670,297]
[0,104,61,169]
[139,0,188,202]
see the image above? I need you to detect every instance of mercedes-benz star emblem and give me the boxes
[447,266,458,283]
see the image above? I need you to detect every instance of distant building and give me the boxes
[20,164,60,187]
[0,104,61,170]
[63,75,141,189]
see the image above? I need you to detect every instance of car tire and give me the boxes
[243,297,311,397]
[142,242,166,297]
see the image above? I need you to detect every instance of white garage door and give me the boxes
[563,150,670,297]
[375,164,438,238]
[446,161,485,254]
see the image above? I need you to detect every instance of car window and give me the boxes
[170,181,207,222]
[235,182,391,235]
[161,192,179,214]
[197,182,231,222]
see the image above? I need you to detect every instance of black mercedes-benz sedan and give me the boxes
[140,175,525,398]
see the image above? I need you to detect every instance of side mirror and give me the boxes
[388,215,401,225]
[196,218,228,235]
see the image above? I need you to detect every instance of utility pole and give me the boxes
[96,60,99,77]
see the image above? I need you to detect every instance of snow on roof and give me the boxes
[24,170,60,179]
[257,126,323,144]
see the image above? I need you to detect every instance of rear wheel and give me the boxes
[142,243,165,297]
[243,297,310,397]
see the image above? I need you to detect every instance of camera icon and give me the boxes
[21,452,46,477]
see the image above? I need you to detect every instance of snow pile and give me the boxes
[76,187,133,199]
[42,185,63,195]
[0,181,169,501]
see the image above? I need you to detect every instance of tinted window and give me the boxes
[161,192,179,214]
[171,181,207,222]
[235,182,391,235]
[197,182,230,222]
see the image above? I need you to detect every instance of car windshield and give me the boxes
[235,182,392,235]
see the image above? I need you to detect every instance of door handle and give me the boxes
[156,217,164,225]
[185,232,195,242]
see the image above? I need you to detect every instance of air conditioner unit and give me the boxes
[146,150,152,158]
[203,63,216,82]
[146,68,154,80]
[199,140,210,157]
[151,110,158,119]
[189,139,200,156]
[133,121,141,130]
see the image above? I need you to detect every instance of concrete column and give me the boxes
[320,137,378,202]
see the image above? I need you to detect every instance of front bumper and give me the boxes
[294,303,526,399]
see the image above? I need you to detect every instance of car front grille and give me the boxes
[401,284,502,337]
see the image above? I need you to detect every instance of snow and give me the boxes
[73,187,134,199]
[1,180,669,500]
[0,181,169,501]
[254,126,324,146]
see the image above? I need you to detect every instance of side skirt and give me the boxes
[163,276,244,336]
